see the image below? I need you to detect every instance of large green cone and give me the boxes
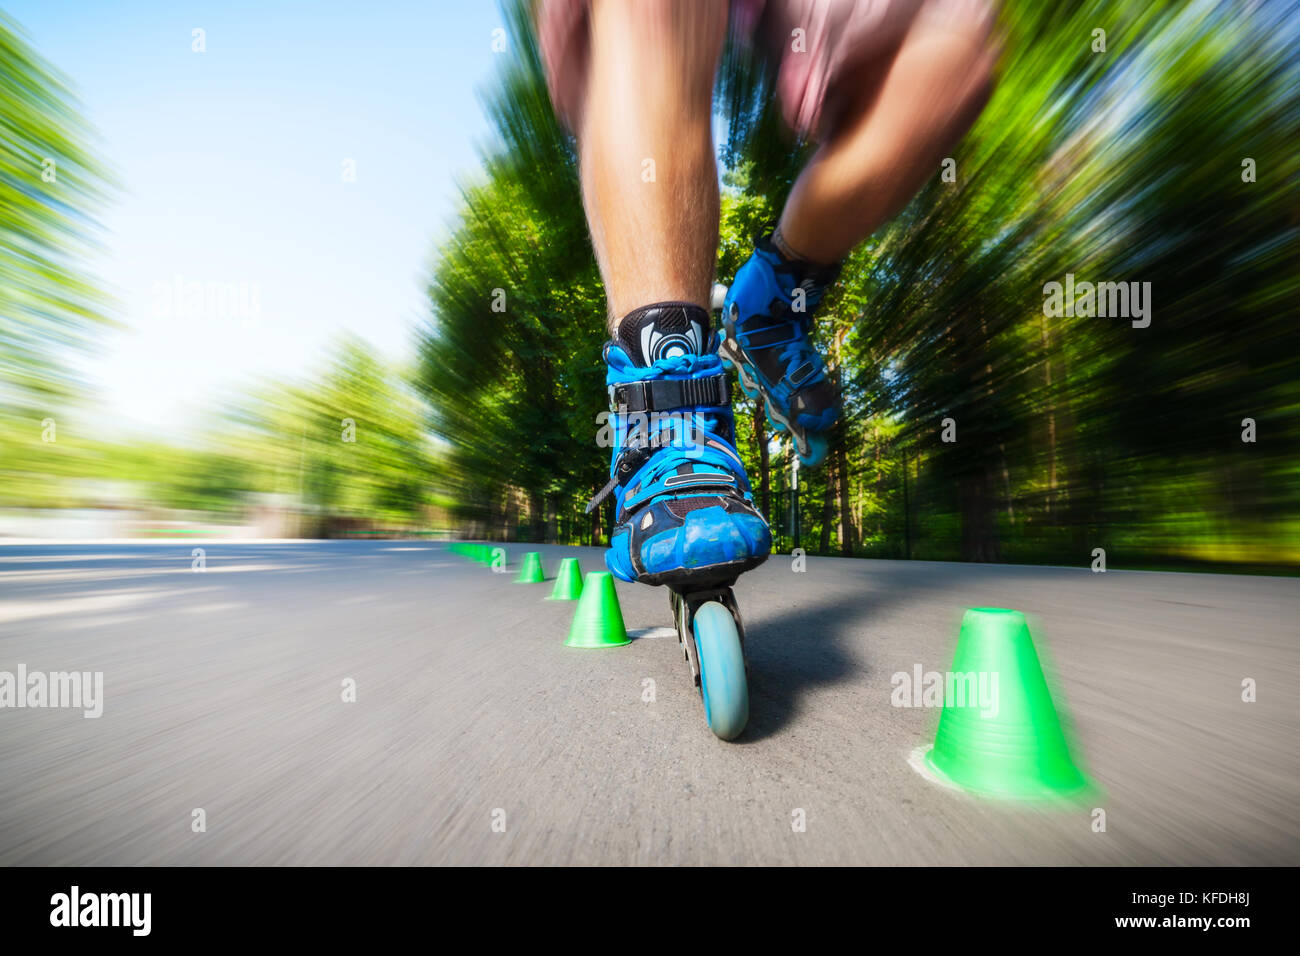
[546,558,584,600]
[925,608,1089,800]
[516,551,545,583]
[564,572,629,648]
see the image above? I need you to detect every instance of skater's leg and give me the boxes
[720,0,997,464]
[578,0,727,327]
[776,0,998,265]
[538,0,769,587]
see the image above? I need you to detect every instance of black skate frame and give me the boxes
[670,585,747,687]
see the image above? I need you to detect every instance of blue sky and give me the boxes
[6,0,504,438]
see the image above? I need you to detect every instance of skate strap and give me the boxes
[608,374,729,414]
[585,424,742,515]
[784,361,815,388]
[585,432,668,514]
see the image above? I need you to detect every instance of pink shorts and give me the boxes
[538,0,993,138]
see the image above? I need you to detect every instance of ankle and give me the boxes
[761,231,843,293]
[611,301,713,366]
[770,226,834,270]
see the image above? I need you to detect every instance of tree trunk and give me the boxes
[836,435,854,555]
[999,442,1014,528]
[528,491,544,542]
[1041,311,1058,525]
[819,459,835,552]
[901,446,910,559]
[958,466,1001,563]
[873,425,883,537]
[590,491,603,547]
[503,487,517,542]
[753,402,770,524]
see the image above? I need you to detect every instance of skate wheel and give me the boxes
[796,431,830,468]
[765,404,786,434]
[692,602,749,740]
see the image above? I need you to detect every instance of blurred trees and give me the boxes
[4,0,1295,565]
[223,336,437,534]
[0,17,435,531]
[417,0,608,543]
[0,14,116,507]
[825,0,1300,564]
[418,0,1300,568]
[0,14,114,415]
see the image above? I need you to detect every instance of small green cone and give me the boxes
[924,608,1089,800]
[546,558,584,600]
[515,551,545,583]
[564,572,629,648]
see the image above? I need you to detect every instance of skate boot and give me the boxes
[588,302,771,588]
[720,235,841,467]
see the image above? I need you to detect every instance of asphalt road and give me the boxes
[1,540,1296,865]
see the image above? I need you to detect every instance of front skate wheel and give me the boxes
[692,602,749,740]
[795,430,830,468]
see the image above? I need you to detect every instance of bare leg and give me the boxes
[777,2,998,265]
[578,0,728,329]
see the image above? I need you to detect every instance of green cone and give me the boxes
[516,551,545,583]
[564,572,629,648]
[546,558,584,600]
[924,608,1089,800]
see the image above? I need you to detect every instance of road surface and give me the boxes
[1,540,1296,865]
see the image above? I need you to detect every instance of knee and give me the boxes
[920,0,999,102]
[589,0,727,115]
[595,0,727,69]
[924,0,998,59]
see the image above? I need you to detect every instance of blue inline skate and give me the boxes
[719,235,841,467]
[587,302,770,739]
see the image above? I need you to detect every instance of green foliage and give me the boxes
[227,336,437,532]
[7,0,1294,566]
[0,15,116,417]
[418,0,607,541]
[418,0,1300,569]
[1,15,118,509]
